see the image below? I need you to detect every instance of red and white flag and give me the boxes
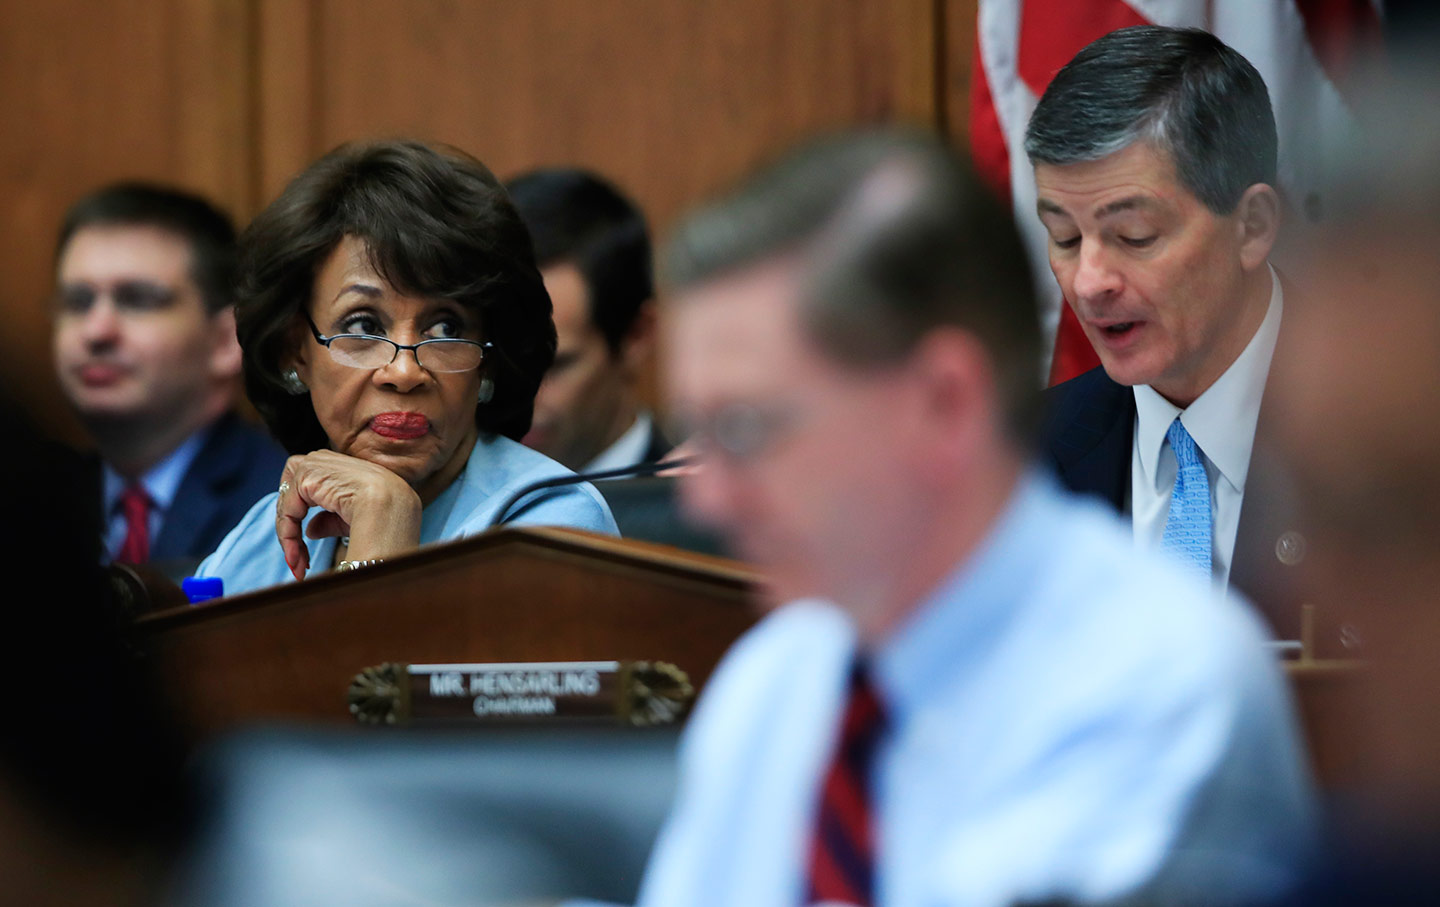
[971,0,1382,385]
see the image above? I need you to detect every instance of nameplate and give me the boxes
[348,660,693,727]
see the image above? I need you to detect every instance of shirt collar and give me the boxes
[1133,267,1284,494]
[102,427,210,516]
[583,411,654,473]
[869,470,1057,718]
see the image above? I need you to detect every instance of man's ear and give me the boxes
[908,327,995,477]
[619,300,658,375]
[209,306,244,381]
[1236,183,1281,272]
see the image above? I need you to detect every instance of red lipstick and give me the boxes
[371,412,430,440]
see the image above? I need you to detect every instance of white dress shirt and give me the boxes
[1131,268,1283,588]
[628,472,1314,907]
[102,428,207,562]
[584,411,656,474]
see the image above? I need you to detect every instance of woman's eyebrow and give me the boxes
[331,282,384,303]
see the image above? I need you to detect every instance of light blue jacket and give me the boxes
[195,433,617,598]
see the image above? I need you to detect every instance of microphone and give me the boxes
[496,456,698,521]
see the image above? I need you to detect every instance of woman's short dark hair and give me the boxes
[237,140,555,453]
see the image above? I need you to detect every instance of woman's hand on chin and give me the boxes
[274,450,423,581]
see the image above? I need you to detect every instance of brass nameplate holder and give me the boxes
[348,660,694,728]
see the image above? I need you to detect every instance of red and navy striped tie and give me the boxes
[805,666,886,906]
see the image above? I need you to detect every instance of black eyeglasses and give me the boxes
[304,313,493,373]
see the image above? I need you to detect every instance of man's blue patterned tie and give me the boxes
[1161,418,1212,577]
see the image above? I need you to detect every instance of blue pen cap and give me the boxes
[182,576,224,604]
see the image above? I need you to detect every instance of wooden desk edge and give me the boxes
[137,525,761,631]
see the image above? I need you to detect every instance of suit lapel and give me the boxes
[1230,278,1312,642]
[152,415,240,561]
[1045,368,1135,513]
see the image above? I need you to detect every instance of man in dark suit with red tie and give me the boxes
[1026,27,1317,646]
[51,183,287,578]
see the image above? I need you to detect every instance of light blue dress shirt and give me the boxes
[195,433,617,597]
[631,473,1316,907]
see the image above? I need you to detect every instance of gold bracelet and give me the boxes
[336,558,384,572]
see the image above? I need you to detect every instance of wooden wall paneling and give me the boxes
[252,0,946,409]
[944,0,980,150]
[253,0,316,213]
[0,0,255,442]
[278,0,943,233]
[173,0,257,215]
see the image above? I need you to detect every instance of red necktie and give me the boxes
[806,666,886,906]
[116,483,152,564]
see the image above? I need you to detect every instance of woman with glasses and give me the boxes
[194,140,616,596]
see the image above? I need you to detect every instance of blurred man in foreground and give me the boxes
[508,169,669,472]
[52,183,287,575]
[635,131,1313,906]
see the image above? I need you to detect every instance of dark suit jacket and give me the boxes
[1038,366,1133,512]
[136,413,288,577]
[1038,365,1329,652]
[588,420,730,557]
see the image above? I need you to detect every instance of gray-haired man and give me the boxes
[1029,27,1299,628]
